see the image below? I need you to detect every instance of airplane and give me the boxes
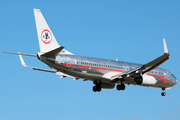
[4,9,178,96]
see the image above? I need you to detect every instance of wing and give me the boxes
[111,38,170,81]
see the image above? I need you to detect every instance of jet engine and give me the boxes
[134,75,157,85]
[101,83,115,89]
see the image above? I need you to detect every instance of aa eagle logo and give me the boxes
[41,29,52,44]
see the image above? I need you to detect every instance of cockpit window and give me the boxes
[172,74,177,79]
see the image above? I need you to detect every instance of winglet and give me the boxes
[163,38,169,54]
[17,52,58,73]
[18,52,27,67]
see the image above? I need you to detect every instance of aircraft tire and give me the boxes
[116,84,125,91]
[93,86,97,92]
[97,86,101,92]
[161,92,166,96]
[93,86,101,92]
[116,84,121,91]
[121,84,125,90]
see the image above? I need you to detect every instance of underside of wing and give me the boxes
[111,38,170,81]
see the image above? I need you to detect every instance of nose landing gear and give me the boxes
[161,87,166,96]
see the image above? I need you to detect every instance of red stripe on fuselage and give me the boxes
[59,62,126,72]
[146,74,173,82]
[57,62,173,83]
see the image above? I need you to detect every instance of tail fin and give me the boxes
[34,9,73,55]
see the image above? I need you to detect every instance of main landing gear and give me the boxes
[93,85,101,92]
[116,84,125,91]
[161,87,166,96]
[93,81,101,92]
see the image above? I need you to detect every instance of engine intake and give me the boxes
[134,75,157,85]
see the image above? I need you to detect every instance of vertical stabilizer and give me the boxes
[34,9,73,55]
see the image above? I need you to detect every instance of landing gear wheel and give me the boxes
[116,84,125,91]
[93,85,101,92]
[97,86,101,92]
[93,86,97,92]
[117,84,121,90]
[161,92,166,96]
[121,84,125,90]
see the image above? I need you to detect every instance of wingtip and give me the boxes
[33,8,41,13]
[163,38,169,55]
[18,53,27,67]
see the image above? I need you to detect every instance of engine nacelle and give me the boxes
[101,83,115,89]
[134,75,157,86]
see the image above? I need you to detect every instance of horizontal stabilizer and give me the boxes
[4,52,37,57]
[32,68,57,73]
[18,53,57,73]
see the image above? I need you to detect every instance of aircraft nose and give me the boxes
[175,79,178,85]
